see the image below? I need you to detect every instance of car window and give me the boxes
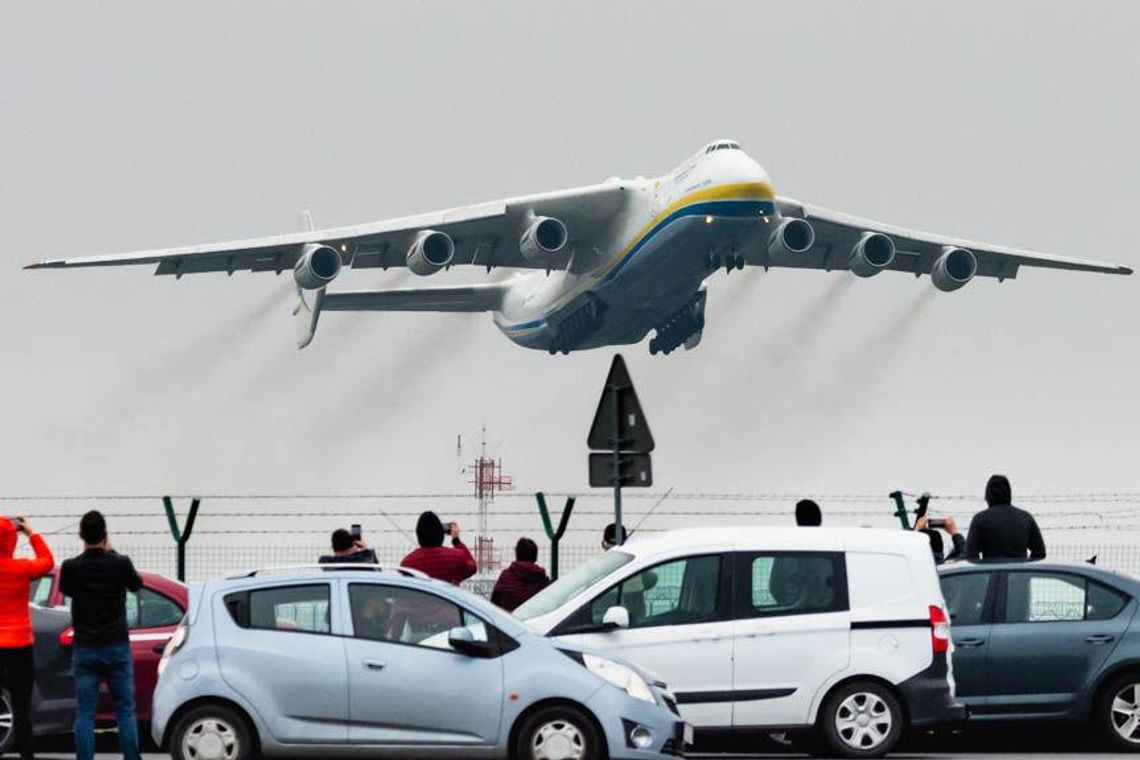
[29,577,52,606]
[514,550,634,621]
[1087,581,1128,621]
[940,573,992,626]
[348,583,486,651]
[743,552,847,618]
[226,584,330,634]
[1005,573,1085,623]
[587,555,722,629]
[128,588,184,629]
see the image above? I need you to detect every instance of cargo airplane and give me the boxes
[26,140,1132,354]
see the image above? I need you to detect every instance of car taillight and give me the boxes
[157,623,188,677]
[929,604,949,654]
[58,627,74,647]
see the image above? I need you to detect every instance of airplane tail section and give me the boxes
[296,283,509,349]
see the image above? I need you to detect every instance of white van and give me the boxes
[515,527,965,758]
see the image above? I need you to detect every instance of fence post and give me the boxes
[888,491,911,530]
[536,492,575,581]
[162,496,201,582]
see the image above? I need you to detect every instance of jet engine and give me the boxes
[293,243,342,290]
[519,216,568,264]
[407,230,455,276]
[931,246,977,292]
[768,218,815,257]
[848,232,896,277]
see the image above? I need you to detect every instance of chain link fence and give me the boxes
[4,493,1140,594]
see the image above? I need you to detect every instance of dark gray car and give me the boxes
[939,559,1140,751]
[0,604,75,754]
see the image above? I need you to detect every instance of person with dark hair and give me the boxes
[0,516,54,760]
[601,523,627,550]
[916,515,965,564]
[60,510,143,760]
[965,475,1046,560]
[318,528,378,565]
[491,538,551,611]
[795,499,822,526]
[399,511,477,584]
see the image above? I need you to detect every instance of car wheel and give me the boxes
[1097,672,1140,751]
[818,681,904,758]
[0,689,13,755]
[515,704,604,760]
[170,704,256,760]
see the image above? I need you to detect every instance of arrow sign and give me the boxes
[587,355,655,453]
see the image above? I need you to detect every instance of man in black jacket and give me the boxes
[964,475,1047,560]
[59,511,143,760]
[319,528,379,565]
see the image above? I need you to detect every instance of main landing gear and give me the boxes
[705,252,746,272]
[649,290,707,355]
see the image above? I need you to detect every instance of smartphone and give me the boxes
[350,523,362,541]
[928,518,947,530]
[446,522,457,536]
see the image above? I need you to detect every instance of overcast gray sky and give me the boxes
[3,1,1138,503]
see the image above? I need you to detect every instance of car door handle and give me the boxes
[362,659,387,671]
[954,638,986,648]
[1085,634,1116,645]
[152,644,167,654]
[693,631,723,642]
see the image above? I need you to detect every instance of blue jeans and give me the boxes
[73,642,141,760]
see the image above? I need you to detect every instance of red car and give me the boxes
[30,567,188,724]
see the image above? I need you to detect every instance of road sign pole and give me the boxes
[611,383,623,545]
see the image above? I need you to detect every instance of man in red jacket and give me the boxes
[491,538,550,612]
[400,512,477,584]
[0,516,54,760]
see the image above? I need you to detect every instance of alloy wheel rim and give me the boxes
[0,690,12,741]
[1111,683,1140,744]
[182,717,240,760]
[835,691,893,751]
[531,718,586,760]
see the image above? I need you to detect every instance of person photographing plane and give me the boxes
[400,512,477,584]
[0,516,54,760]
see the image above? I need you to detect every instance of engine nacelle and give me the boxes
[406,230,455,276]
[519,216,568,264]
[292,243,342,290]
[768,218,815,257]
[931,246,977,292]
[848,232,896,277]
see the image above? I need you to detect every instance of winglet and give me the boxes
[294,288,326,349]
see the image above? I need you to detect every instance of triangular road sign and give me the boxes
[588,354,655,453]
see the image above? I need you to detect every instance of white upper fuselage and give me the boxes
[492,140,777,352]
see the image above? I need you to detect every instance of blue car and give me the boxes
[151,565,690,760]
[939,559,1140,751]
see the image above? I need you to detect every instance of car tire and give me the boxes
[817,680,904,758]
[0,689,13,756]
[169,703,256,760]
[1096,672,1140,752]
[515,703,605,760]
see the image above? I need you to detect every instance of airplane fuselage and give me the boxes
[493,145,779,353]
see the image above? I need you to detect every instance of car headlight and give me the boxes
[581,653,656,704]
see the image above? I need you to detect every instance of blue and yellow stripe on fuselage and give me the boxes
[501,181,777,339]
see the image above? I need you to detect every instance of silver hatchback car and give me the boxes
[151,566,689,760]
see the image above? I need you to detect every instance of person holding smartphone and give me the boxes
[400,511,476,584]
[319,525,379,566]
[0,516,55,760]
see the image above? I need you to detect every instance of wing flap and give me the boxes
[322,283,508,313]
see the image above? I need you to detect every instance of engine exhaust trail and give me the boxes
[764,274,855,370]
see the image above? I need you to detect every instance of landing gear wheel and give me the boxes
[515,704,603,760]
[818,681,903,758]
[1097,672,1140,751]
[170,703,256,760]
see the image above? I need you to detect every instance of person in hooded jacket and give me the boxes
[400,512,477,584]
[491,538,550,611]
[965,475,1047,560]
[0,516,55,760]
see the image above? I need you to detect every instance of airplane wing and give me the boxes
[749,197,1133,281]
[24,181,628,276]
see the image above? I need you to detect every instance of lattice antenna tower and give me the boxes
[466,425,514,571]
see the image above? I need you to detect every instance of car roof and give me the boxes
[939,558,1140,590]
[618,525,927,555]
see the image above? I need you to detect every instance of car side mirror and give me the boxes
[601,606,630,631]
[447,626,498,658]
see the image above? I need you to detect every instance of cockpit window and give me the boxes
[705,142,741,154]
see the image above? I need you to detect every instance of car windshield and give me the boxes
[514,550,634,622]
